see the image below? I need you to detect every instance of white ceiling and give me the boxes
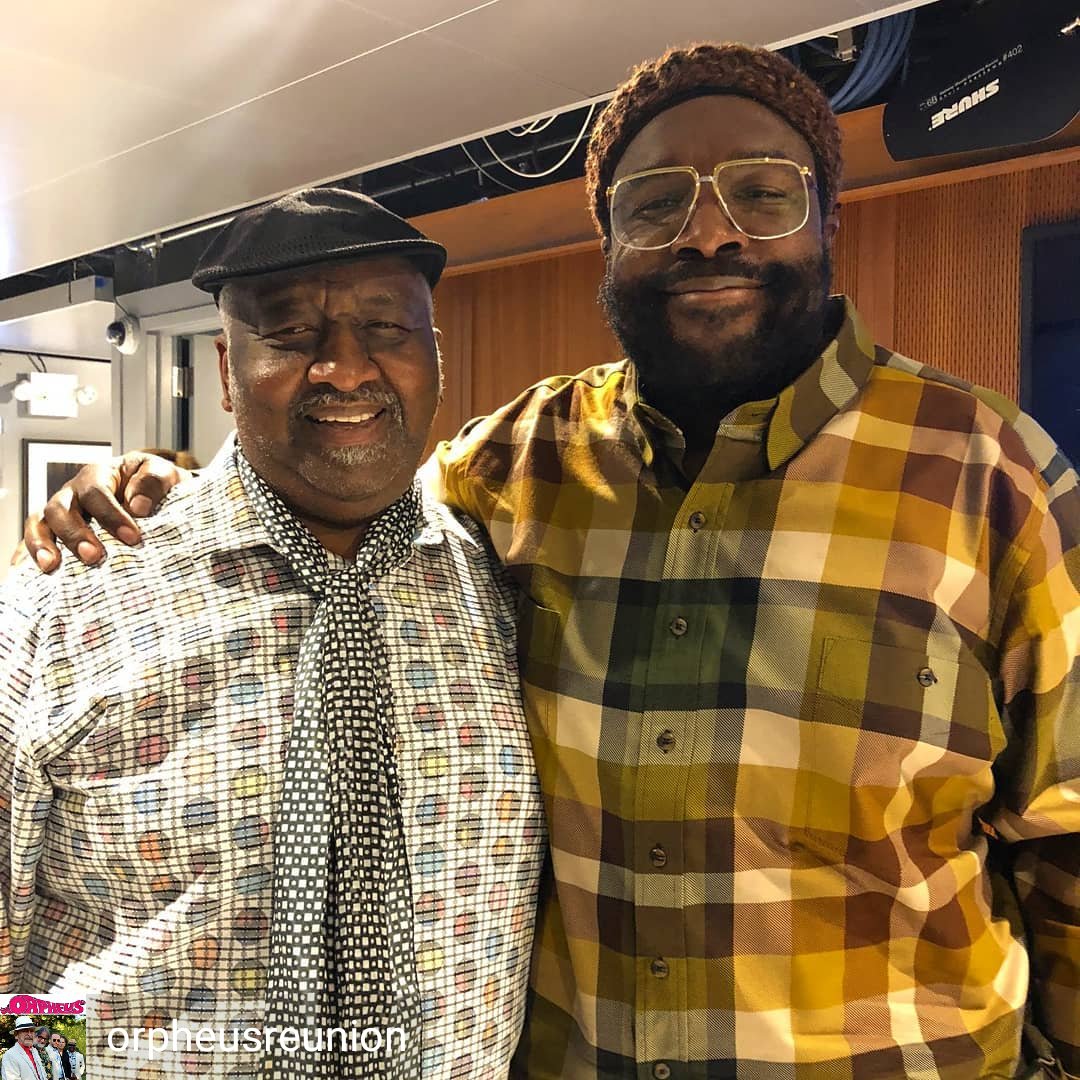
[0,0,937,280]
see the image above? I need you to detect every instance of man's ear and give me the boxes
[215,335,233,413]
[433,326,445,407]
[601,235,612,256]
[822,203,841,248]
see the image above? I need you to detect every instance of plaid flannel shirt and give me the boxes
[431,298,1080,1079]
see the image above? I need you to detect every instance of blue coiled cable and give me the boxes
[786,11,916,113]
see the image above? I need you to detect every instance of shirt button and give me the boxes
[669,617,688,637]
[917,667,938,687]
[650,958,669,978]
[650,845,667,868]
[688,511,706,531]
[656,730,676,753]
[653,1064,672,1080]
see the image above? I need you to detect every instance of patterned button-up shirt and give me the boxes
[0,441,545,1078]
[432,299,1080,1079]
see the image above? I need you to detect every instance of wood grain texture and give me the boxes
[425,248,621,454]
[892,162,1080,399]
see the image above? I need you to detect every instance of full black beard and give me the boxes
[599,250,834,432]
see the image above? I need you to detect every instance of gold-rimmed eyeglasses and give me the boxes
[607,157,814,250]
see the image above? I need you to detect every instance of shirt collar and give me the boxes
[763,296,877,471]
[196,431,465,560]
[621,362,676,470]
[412,496,479,550]
[622,296,877,473]
[193,433,276,558]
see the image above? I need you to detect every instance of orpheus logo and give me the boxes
[929,78,1000,130]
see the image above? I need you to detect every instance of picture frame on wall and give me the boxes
[21,438,113,526]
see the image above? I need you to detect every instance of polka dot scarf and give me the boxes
[237,450,423,1078]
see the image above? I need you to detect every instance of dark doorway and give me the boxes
[1021,220,1080,470]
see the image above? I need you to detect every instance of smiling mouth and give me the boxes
[300,406,395,449]
[306,409,385,425]
[667,276,762,295]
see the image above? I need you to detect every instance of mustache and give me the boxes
[641,259,777,292]
[292,388,402,421]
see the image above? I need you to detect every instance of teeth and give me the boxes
[313,413,376,423]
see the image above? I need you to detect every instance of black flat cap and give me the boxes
[191,187,447,297]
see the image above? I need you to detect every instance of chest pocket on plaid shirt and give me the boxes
[796,636,998,862]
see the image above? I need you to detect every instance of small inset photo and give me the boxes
[1,996,87,1079]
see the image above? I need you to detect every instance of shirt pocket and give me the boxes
[795,636,999,868]
[40,664,289,912]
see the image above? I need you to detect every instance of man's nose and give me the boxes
[307,324,380,391]
[673,184,748,260]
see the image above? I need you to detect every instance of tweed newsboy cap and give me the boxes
[191,186,447,297]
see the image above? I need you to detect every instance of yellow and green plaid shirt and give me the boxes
[432,299,1080,1079]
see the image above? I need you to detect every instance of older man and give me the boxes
[30,1031,53,1080]
[24,43,1080,1080]
[1,190,544,1078]
[1,1018,47,1080]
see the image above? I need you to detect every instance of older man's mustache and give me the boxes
[293,389,403,422]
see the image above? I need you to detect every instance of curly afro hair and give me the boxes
[585,42,842,241]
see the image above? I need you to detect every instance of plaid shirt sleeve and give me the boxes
[982,411,1080,1072]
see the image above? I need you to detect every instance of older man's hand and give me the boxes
[24,451,188,572]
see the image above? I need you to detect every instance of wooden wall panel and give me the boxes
[1024,159,1080,224]
[427,273,475,450]
[429,248,621,446]
[428,158,1080,446]
[831,201,861,303]
[893,162,1080,400]
[473,251,621,415]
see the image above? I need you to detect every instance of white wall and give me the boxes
[0,352,113,578]
[111,324,234,469]
[112,330,176,455]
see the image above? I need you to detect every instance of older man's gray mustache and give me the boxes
[293,387,406,466]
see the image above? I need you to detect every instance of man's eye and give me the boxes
[732,185,790,202]
[261,326,315,348]
[632,196,683,219]
[363,322,412,346]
